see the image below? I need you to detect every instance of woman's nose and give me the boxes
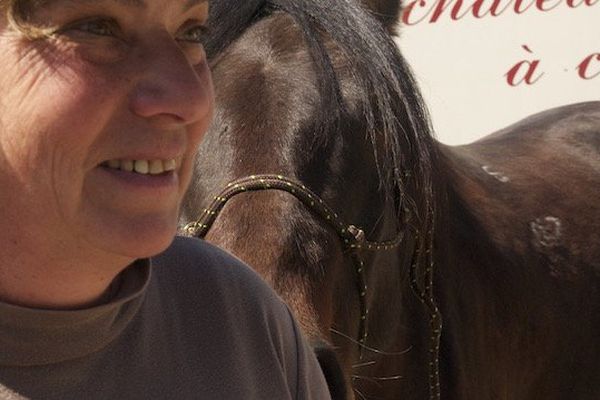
[129,35,213,127]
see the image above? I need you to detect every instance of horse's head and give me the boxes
[182,0,434,398]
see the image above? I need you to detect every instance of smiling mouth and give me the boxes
[101,159,178,175]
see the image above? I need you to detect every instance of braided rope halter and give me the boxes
[183,174,442,400]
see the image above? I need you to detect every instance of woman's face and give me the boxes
[0,0,213,261]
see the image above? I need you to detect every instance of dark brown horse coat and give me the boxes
[436,102,600,399]
[181,0,600,397]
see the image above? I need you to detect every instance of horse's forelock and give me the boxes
[360,0,404,33]
[267,0,436,228]
[206,0,435,232]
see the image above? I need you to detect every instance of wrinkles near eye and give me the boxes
[49,16,128,65]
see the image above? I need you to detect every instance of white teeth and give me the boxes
[149,160,164,174]
[121,160,134,172]
[134,160,149,174]
[164,159,176,172]
[105,158,178,175]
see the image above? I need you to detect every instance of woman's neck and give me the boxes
[0,235,133,310]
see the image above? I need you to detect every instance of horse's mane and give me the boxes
[205,0,436,230]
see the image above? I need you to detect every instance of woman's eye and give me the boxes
[178,25,209,44]
[68,18,119,37]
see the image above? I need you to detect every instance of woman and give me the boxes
[0,0,330,398]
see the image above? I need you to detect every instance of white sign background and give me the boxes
[397,0,600,145]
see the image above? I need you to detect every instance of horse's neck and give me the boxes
[429,142,599,398]
[428,145,518,397]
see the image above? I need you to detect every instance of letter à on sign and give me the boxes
[505,45,545,86]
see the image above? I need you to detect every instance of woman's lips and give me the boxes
[102,158,178,175]
[97,163,180,192]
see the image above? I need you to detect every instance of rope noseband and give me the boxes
[183,174,441,400]
[183,174,404,348]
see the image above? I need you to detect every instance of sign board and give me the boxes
[397,0,599,144]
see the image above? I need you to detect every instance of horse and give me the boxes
[180,0,600,398]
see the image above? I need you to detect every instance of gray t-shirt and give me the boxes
[0,237,331,399]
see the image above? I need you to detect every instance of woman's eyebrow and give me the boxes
[183,0,209,11]
[57,0,206,11]
[109,0,208,10]
[50,0,146,10]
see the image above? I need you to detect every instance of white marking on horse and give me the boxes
[482,165,510,182]
[530,216,562,247]
[530,216,578,279]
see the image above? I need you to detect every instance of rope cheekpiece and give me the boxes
[183,174,441,400]
[408,208,442,400]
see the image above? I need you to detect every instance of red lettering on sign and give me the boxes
[505,45,545,86]
[577,53,600,79]
[401,0,599,24]
[536,0,562,11]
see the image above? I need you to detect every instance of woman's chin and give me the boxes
[84,215,180,261]
[118,232,176,260]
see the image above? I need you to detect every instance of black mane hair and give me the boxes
[205,0,436,230]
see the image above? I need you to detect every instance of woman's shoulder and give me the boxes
[153,236,259,277]
[150,235,284,312]
[149,236,296,371]
[154,235,248,272]
[147,236,331,400]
